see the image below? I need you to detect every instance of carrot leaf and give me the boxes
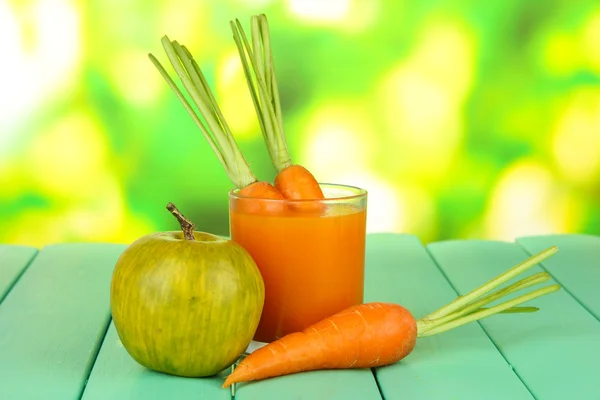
[416,246,561,337]
[417,271,551,334]
[149,35,257,189]
[421,246,558,321]
[418,284,560,337]
[231,14,292,172]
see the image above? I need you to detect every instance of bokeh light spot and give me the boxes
[216,51,260,139]
[1,0,81,133]
[109,48,163,107]
[287,0,379,31]
[552,89,600,185]
[26,110,109,198]
[484,160,578,240]
[583,11,600,73]
[379,20,473,183]
[543,31,580,76]
[301,102,374,179]
[288,0,351,22]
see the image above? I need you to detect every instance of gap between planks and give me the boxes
[370,367,386,400]
[0,248,40,305]
[77,316,114,400]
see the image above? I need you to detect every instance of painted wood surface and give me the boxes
[1,234,598,399]
[0,244,126,399]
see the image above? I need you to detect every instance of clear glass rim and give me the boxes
[229,182,367,203]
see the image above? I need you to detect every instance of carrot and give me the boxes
[148,36,286,213]
[223,246,562,388]
[273,164,324,201]
[230,15,325,201]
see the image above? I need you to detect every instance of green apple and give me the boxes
[110,202,264,377]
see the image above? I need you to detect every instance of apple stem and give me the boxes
[166,202,196,240]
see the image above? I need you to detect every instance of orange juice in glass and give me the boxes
[229,183,367,343]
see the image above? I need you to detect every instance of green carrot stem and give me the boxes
[251,16,266,91]
[166,39,240,179]
[149,35,257,189]
[177,43,242,159]
[260,17,284,133]
[485,306,538,313]
[233,18,282,153]
[422,246,558,321]
[229,21,269,149]
[417,284,560,337]
[231,15,292,171]
[417,271,551,333]
[231,19,279,163]
[176,44,217,120]
[148,54,226,169]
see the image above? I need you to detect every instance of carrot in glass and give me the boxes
[230,15,324,201]
[148,36,285,212]
[223,246,562,388]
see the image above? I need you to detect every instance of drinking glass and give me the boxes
[229,183,367,343]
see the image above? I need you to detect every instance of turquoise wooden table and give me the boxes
[1,233,599,399]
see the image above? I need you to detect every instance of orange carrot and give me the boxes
[149,35,285,209]
[230,15,325,202]
[234,181,286,215]
[223,246,562,388]
[274,164,324,200]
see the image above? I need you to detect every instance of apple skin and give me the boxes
[110,230,265,377]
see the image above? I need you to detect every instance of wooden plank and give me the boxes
[81,321,230,400]
[365,234,532,400]
[0,243,127,400]
[427,239,600,399]
[517,234,600,321]
[0,245,38,303]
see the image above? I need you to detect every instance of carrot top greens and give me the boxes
[416,246,560,336]
[149,36,257,189]
[230,14,292,173]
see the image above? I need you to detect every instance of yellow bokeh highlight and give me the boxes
[108,48,164,107]
[1,0,81,129]
[301,101,375,179]
[583,11,600,73]
[215,51,260,139]
[543,31,581,76]
[484,160,580,240]
[235,0,276,7]
[0,158,27,199]
[552,88,600,185]
[156,1,209,57]
[25,109,109,199]
[394,183,438,240]
[379,19,474,183]
[411,20,475,99]
[287,0,379,32]
[288,0,351,22]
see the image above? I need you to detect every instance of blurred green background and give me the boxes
[1,0,599,248]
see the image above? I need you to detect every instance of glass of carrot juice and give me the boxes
[229,183,367,343]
